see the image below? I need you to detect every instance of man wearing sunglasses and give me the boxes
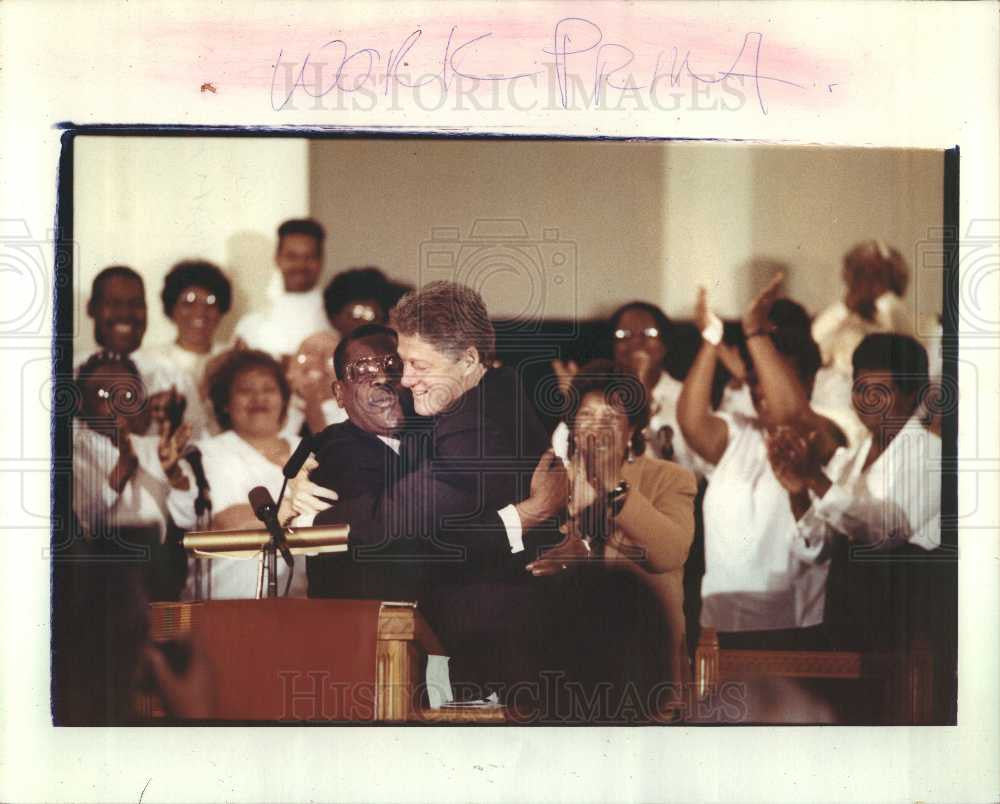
[302,323,424,599]
[290,285,569,698]
[301,315,566,586]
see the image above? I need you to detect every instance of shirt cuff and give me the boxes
[497,504,524,554]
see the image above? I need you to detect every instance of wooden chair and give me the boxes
[693,627,935,724]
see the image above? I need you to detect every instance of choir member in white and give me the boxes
[73,351,191,544]
[232,219,330,362]
[143,259,234,437]
[167,349,307,600]
[810,239,917,446]
[677,277,847,646]
[768,332,940,554]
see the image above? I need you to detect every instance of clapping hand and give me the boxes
[525,520,591,577]
[158,420,192,489]
[743,272,784,335]
[765,424,814,494]
[515,449,569,530]
[580,430,622,497]
[149,385,187,436]
[695,286,712,333]
[107,415,140,492]
[550,359,579,396]
[567,453,597,517]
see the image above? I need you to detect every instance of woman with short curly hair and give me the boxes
[146,259,234,436]
[167,349,306,599]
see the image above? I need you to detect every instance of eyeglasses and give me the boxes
[295,352,335,370]
[180,290,218,306]
[613,327,659,341]
[348,304,377,322]
[87,382,144,414]
[344,353,403,383]
[95,387,136,402]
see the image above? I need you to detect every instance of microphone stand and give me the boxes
[248,487,294,599]
[262,516,294,599]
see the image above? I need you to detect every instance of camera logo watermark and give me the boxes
[0,219,77,338]
[419,218,578,339]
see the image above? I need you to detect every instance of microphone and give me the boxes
[248,486,294,569]
[276,434,321,522]
[282,435,317,479]
[183,446,211,518]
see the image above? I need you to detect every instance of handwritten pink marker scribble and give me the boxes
[139,6,845,117]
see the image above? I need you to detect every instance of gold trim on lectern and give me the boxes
[183,523,350,557]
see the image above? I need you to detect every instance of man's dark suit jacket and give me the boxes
[308,369,636,699]
[313,367,553,580]
[305,420,426,600]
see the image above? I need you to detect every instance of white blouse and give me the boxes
[699,412,829,633]
[167,429,307,600]
[795,415,941,554]
[811,292,915,376]
[72,422,171,544]
[141,340,223,438]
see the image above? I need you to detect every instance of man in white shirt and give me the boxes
[232,218,331,362]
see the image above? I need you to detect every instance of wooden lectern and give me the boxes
[145,598,457,722]
[151,524,506,723]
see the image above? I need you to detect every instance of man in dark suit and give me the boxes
[290,284,569,696]
[302,323,424,599]
[291,314,564,596]
[301,286,566,572]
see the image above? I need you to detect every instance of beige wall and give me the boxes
[310,138,668,324]
[73,137,945,360]
[745,144,944,329]
[74,136,310,355]
[311,139,945,328]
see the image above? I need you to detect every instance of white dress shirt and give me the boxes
[795,415,941,554]
[72,422,172,544]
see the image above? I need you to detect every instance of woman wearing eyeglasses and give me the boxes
[552,301,712,476]
[146,260,234,437]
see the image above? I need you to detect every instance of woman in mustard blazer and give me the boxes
[529,360,698,711]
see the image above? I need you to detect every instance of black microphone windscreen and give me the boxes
[248,485,277,519]
[282,435,316,479]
